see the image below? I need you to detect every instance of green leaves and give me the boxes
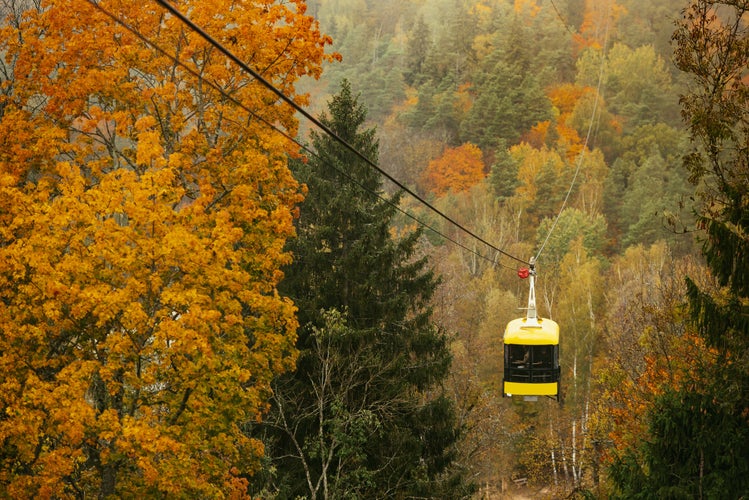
[261,80,466,498]
[611,387,749,499]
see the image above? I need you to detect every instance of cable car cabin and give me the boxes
[503,316,560,401]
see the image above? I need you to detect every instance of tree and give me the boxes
[460,58,552,153]
[674,0,749,399]
[424,0,477,84]
[596,245,707,455]
[673,0,749,302]
[535,209,607,268]
[489,142,520,200]
[377,121,444,197]
[459,15,553,154]
[675,0,749,481]
[609,386,749,499]
[572,0,626,52]
[423,142,486,197]
[510,143,570,229]
[260,80,470,498]
[617,0,689,60]
[619,152,693,248]
[604,43,681,128]
[404,15,432,86]
[0,0,333,496]
[603,123,692,250]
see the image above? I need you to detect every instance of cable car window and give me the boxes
[532,345,553,369]
[508,345,529,367]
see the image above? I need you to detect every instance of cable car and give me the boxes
[503,263,560,401]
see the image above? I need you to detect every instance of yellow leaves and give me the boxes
[122,417,181,455]
[133,116,169,169]
[95,410,122,444]
[134,114,156,132]
[512,142,565,204]
[0,0,329,495]
[168,151,186,169]
[136,131,166,169]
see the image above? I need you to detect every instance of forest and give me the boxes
[0,0,747,498]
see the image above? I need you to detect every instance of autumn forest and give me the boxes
[0,0,747,498]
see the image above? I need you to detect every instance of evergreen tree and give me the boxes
[258,80,470,498]
[423,0,476,84]
[604,43,681,128]
[673,0,749,386]
[489,141,519,200]
[460,23,552,153]
[609,387,749,499]
[404,15,432,87]
[460,59,551,152]
[601,123,694,252]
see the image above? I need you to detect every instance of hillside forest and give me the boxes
[0,0,747,498]
[292,0,749,496]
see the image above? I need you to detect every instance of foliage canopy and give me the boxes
[0,0,333,496]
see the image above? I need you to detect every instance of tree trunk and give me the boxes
[99,463,117,499]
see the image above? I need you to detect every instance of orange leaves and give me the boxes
[547,83,588,116]
[523,120,552,149]
[605,331,710,456]
[573,0,627,53]
[544,83,590,161]
[0,0,330,495]
[596,248,716,463]
[423,142,486,197]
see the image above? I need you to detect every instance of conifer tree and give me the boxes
[404,16,432,87]
[460,21,552,153]
[259,80,470,498]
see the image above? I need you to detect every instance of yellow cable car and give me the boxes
[503,263,560,401]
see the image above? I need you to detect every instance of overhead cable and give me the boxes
[533,1,611,263]
[548,0,575,35]
[83,0,516,270]
[150,0,530,267]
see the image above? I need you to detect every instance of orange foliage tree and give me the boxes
[422,142,485,197]
[524,84,604,163]
[572,0,626,53]
[547,84,588,161]
[0,0,333,497]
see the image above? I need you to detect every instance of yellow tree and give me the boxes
[510,142,567,233]
[550,240,604,491]
[0,0,334,497]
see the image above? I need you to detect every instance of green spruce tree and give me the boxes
[460,20,552,153]
[258,80,470,499]
[404,15,432,87]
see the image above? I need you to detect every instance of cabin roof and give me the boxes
[504,317,559,344]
